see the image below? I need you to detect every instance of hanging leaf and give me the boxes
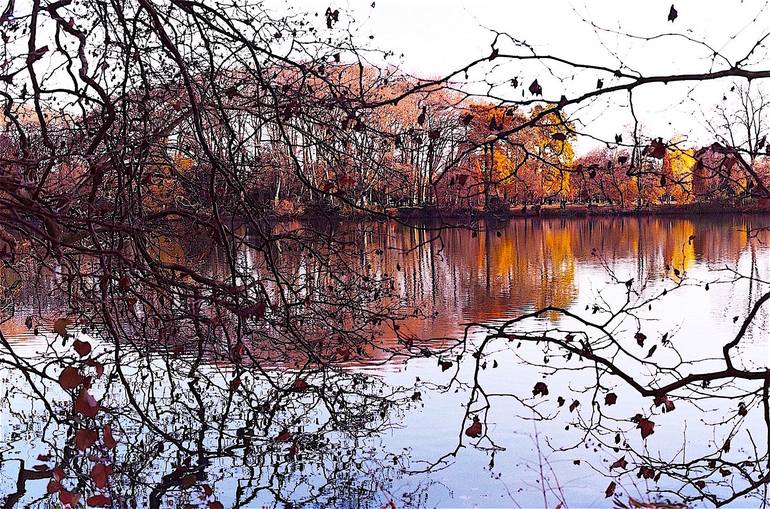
[75,428,99,450]
[90,463,111,488]
[668,4,678,22]
[291,377,310,392]
[103,424,117,449]
[87,359,105,378]
[528,79,542,96]
[59,490,82,507]
[53,318,72,337]
[465,415,482,438]
[638,466,655,479]
[644,138,666,159]
[632,414,655,439]
[533,381,549,397]
[610,456,628,470]
[73,340,92,357]
[74,388,99,418]
[87,495,112,507]
[59,367,83,390]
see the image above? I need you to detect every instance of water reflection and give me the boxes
[369,216,767,342]
[2,215,770,508]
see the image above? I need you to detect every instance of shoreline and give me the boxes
[280,201,770,223]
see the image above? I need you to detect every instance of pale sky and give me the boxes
[291,0,770,152]
[7,0,770,154]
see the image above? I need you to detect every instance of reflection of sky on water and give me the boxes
[2,216,770,507]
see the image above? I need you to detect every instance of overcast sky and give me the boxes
[291,0,770,153]
[9,0,770,154]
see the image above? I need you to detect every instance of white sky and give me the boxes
[293,0,770,152]
[7,0,770,154]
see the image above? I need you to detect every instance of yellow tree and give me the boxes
[662,139,696,203]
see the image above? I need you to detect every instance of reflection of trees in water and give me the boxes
[3,216,770,507]
[5,216,770,352]
[363,217,770,340]
[0,336,430,508]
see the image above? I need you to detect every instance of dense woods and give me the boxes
[5,66,770,217]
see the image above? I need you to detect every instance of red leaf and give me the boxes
[73,340,92,357]
[532,382,549,397]
[644,139,666,159]
[52,467,65,481]
[634,416,655,440]
[59,489,81,506]
[276,430,292,442]
[605,481,616,498]
[610,456,628,470]
[638,466,655,479]
[465,415,482,438]
[654,394,676,413]
[75,429,99,451]
[569,400,580,412]
[103,424,117,449]
[291,377,309,392]
[288,442,298,460]
[53,318,71,337]
[668,4,678,22]
[46,480,62,494]
[528,79,542,96]
[634,332,647,347]
[604,392,617,406]
[210,502,224,509]
[59,367,83,390]
[90,463,111,488]
[74,389,99,418]
[87,359,105,378]
[87,495,112,507]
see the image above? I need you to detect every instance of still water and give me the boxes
[1,215,770,508]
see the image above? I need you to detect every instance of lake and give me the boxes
[1,215,769,508]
